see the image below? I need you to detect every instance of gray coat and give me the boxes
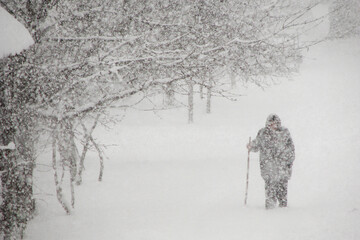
[249,114,295,181]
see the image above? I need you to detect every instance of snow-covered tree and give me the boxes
[0,1,60,238]
[139,0,319,119]
[0,0,324,237]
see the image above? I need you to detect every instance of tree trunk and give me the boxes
[164,82,175,106]
[199,80,204,99]
[0,121,36,239]
[230,70,236,89]
[56,119,78,211]
[90,136,104,182]
[52,135,71,215]
[187,79,194,124]
[0,148,22,240]
[206,81,212,114]
[77,115,100,185]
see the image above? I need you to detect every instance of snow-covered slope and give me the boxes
[25,4,360,240]
[0,7,34,58]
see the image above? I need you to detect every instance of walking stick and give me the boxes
[244,137,251,205]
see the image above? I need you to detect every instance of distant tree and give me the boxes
[329,0,360,38]
[145,0,321,119]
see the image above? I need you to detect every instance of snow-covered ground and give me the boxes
[25,4,360,240]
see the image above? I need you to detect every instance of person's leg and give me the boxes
[265,179,277,209]
[276,179,288,207]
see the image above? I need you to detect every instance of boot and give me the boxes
[278,199,287,208]
[265,197,277,209]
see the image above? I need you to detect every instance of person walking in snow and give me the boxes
[247,114,295,209]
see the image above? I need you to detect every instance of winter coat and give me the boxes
[249,114,295,182]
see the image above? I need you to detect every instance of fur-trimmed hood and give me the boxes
[266,114,281,129]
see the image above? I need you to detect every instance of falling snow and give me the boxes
[1,1,360,240]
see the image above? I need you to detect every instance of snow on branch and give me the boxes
[36,86,145,121]
[43,35,141,42]
[143,31,191,47]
